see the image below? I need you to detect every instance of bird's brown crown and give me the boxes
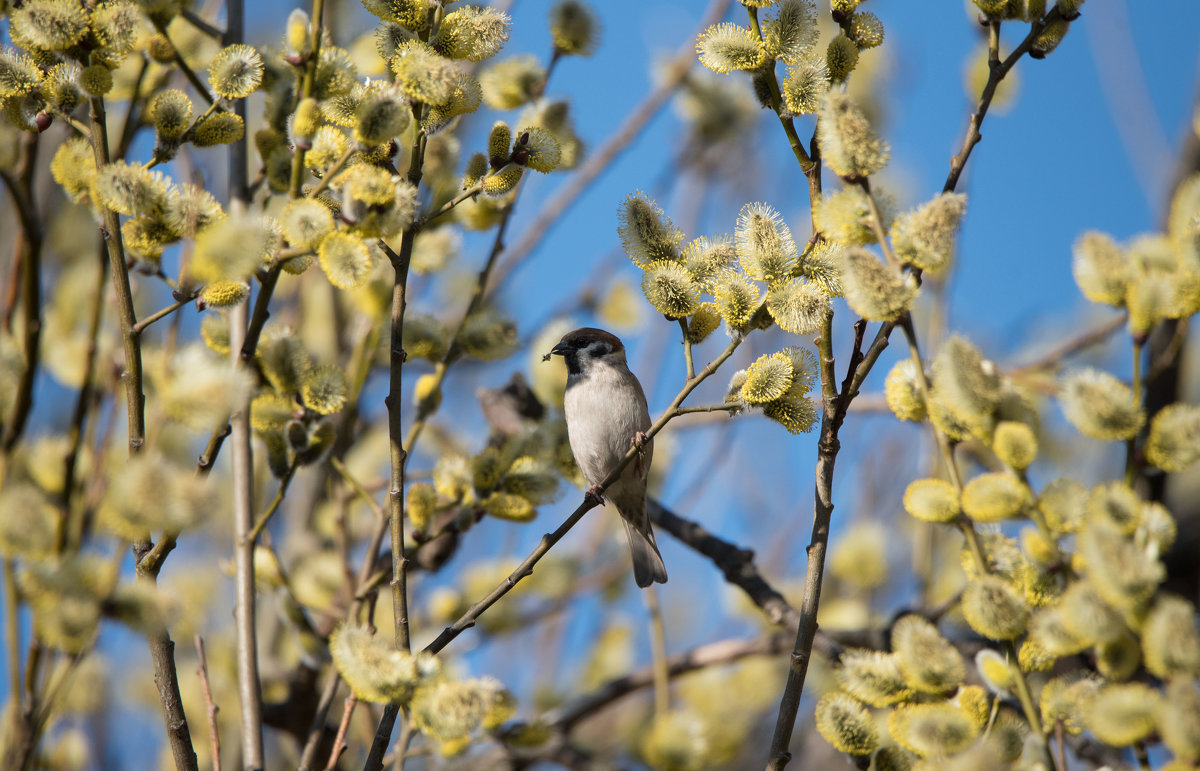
[558,327,624,352]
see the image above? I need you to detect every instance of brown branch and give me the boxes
[88,90,198,771]
[296,482,396,769]
[765,315,866,771]
[323,695,356,771]
[0,134,43,455]
[194,636,222,771]
[60,244,109,550]
[648,499,799,630]
[547,633,792,730]
[1008,311,1127,375]
[944,9,1065,193]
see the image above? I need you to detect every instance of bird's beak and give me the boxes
[549,342,570,357]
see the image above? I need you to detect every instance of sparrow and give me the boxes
[551,327,667,587]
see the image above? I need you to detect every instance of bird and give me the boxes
[550,327,667,587]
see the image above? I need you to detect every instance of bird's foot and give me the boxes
[584,485,606,507]
[632,431,648,473]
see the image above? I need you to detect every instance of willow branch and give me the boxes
[154,21,217,105]
[60,245,108,551]
[548,634,792,731]
[194,636,223,771]
[647,499,800,631]
[0,135,43,455]
[288,0,327,198]
[765,314,864,771]
[131,292,198,336]
[944,8,1065,193]
[88,92,198,771]
[645,588,670,717]
[1009,311,1127,375]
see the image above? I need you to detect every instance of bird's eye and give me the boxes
[571,339,588,349]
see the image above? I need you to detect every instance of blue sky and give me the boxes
[8,0,1200,763]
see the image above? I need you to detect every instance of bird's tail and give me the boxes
[622,516,667,588]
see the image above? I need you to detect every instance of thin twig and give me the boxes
[245,462,300,544]
[765,312,863,771]
[154,21,217,105]
[3,559,20,709]
[89,91,198,771]
[182,8,224,38]
[296,482,397,769]
[288,0,328,198]
[855,178,897,268]
[672,403,740,416]
[131,293,199,336]
[226,0,263,756]
[307,146,354,199]
[644,588,670,717]
[678,318,696,381]
[547,634,791,730]
[60,245,109,550]
[0,135,43,455]
[1009,311,1127,375]
[323,695,357,771]
[194,636,223,771]
[944,9,1064,193]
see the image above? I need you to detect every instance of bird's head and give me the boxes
[549,327,628,376]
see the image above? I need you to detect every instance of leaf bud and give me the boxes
[286,9,311,57]
[815,693,878,756]
[1059,368,1144,441]
[481,164,523,197]
[463,152,489,188]
[696,22,767,74]
[292,97,322,148]
[641,260,699,319]
[962,575,1030,639]
[487,121,512,166]
[1084,683,1159,747]
[145,92,192,149]
[1146,402,1200,472]
[848,11,884,50]
[549,0,600,57]
[825,34,859,83]
[835,247,914,321]
[992,420,1037,470]
[1030,18,1070,58]
[80,64,113,96]
[834,649,912,707]
[413,372,442,418]
[888,703,978,758]
[208,43,264,100]
[1142,594,1200,679]
[617,191,683,267]
[902,478,959,523]
[892,614,965,694]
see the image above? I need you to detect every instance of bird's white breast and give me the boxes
[563,363,652,487]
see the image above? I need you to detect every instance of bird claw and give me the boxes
[632,431,648,474]
[584,485,606,507]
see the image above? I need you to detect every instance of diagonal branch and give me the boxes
[647,499,799,630]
